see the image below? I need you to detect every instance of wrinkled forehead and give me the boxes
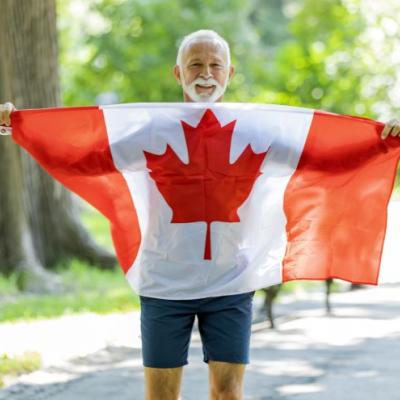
[181,40,229,65]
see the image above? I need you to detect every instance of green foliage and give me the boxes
[58,0,400,120]
[252,0,399,118]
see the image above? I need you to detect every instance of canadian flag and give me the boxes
[8,103,400,299]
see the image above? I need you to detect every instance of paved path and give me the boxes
[1,284,400,399]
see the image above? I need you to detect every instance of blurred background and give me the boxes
[1,0,400,388]
[57,0,400,116]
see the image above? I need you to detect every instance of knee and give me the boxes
[208,361,245,400]
[210,384,242,400]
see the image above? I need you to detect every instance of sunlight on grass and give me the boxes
[0,352,41,388]
[0,261,139,322]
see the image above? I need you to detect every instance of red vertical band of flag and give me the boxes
[283,111,400,284]
[11,107,141,272]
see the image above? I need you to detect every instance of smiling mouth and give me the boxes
[195,84,216,93]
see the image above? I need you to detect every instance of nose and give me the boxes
[200,65,212,79]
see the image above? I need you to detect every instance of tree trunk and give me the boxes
[0,0,116,292]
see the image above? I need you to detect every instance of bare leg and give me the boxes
[208,361,246,400]
[144,366,183,400]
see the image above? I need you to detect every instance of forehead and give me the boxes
[182,40,228,63]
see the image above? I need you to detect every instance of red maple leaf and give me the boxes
[143,109,269,260]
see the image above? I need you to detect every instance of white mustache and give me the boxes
[192,78,218,87]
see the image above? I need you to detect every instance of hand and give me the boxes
[0,102,16,126]
[381,118,400,140]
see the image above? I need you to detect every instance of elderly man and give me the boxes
[1,29,400,400]
[143,32,252,400]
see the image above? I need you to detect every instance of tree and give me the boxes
[0,0,115,292]
[58,0,400,118]
[253,0,400,118]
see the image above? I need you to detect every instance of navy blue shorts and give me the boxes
[139,292,255,368]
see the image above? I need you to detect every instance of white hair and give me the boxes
[176,29,231,67]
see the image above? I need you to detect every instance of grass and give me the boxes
[0,352,41,388]
[0,260,140,323]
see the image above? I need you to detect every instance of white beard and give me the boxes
[181,75,229,103]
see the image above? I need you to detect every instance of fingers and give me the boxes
[0,102,16,126]
[0,108,7,126]
[381,118,400,139]
[391,125,400,137]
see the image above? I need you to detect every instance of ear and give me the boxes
[228,65,235,82]
[173,65,182,85]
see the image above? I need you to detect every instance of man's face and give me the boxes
[174,40,234,102]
